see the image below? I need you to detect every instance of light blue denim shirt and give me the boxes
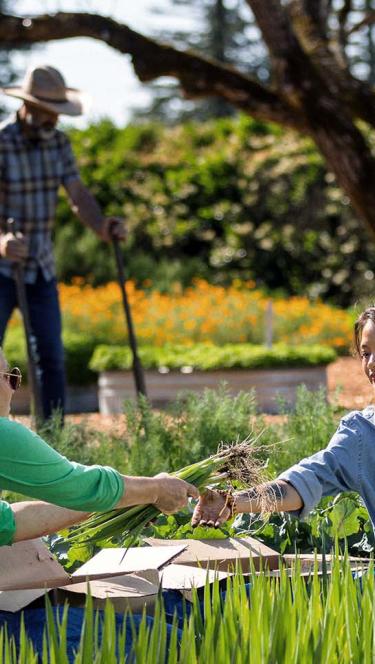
[278,406,375,524]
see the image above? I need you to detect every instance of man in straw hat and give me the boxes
[0,65,125,420]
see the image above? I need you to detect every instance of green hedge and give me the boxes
[3,327,98,386]
[90,343,336,372]
[53,117,375,307]
[2,328,336,385]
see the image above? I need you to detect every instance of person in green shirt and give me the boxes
[0,349,198,546]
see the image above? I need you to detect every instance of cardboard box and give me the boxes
[160,563,229,591]
[0,538,70,592]
[70,544,187,581]
[278,553,370,578]
[57,570,160,614]
[146,536,280,572]
[0,539,187,613]
[0,538,369,614]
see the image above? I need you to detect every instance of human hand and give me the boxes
[100,217,127,242]
[192,489,233,528]
[0,233,28,261]
[152,472,199,515]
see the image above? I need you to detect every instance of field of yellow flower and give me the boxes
[31,278,353,353]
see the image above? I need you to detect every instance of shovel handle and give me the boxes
[112,237,147,399]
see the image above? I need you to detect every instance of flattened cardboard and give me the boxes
[0,540,185,613]
[146,537,280,572]
[0,588,48,613]
[160,563,229,590]
[278,554,370,578]
[62,570,159,597]
[71,544,187,581]
[0,539,70,591]
[58,570,160,614]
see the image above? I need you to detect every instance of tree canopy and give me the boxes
[1,1,375,234]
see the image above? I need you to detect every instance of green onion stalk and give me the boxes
[65,439,266,546]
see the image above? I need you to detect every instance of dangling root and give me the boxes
[214,434,283,516]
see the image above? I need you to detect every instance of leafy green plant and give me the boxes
[90,342,336,372]
[39,413,129,469]
[123,385,260,475]
[52,117,375,308]
[264,384,340,473]
[3,327,99,386]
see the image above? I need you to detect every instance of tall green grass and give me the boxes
[1,557,374,663]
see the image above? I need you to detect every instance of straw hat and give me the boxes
[1,65,84,116]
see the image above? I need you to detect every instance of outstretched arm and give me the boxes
[193,415,361,528]
[235,481,303,513]
[9,473,199,543]
[192,480,303,528]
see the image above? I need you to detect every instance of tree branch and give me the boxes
[0,12,299,129]
[347,10,375,36]
[288,0,375,128]
[2,8,375,234]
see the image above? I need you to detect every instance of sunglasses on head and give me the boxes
[0,367,22,391]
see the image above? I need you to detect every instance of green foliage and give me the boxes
[3,326,98,386]
[264,385,340,473]
[3,320,336,385]
[124,386,258,476]
[55,116,375,306]
[236,493,374,557]
[90,342,336,372]
[1,560,375,662]
[38,412,128,470]
[41,384,375,569]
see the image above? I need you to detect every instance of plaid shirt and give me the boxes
[0,114,80,284]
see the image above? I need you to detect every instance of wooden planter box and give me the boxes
[98,365,328,414]
[11,384,98,415]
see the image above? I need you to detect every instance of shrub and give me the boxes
[3,327,98,386]
[53,117,375,307]
[124,385,259,476]
[260,384,340,474]
[89,342,336,373]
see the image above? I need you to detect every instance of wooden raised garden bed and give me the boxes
[98,365,328,414]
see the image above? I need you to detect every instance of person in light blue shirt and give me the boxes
[192,306,375,529]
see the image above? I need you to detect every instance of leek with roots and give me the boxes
[66,438,268,545]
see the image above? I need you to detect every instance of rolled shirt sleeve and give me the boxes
[278,414,360,519]
[0,500,16,546]
[0,419,124,512]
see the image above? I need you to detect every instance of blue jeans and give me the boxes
[0,270,65,419]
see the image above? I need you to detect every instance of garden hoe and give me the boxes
[111,232,147,400]
[7,218,44,426]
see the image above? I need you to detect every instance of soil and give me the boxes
[327,356,372,410]
[14,357,373,434]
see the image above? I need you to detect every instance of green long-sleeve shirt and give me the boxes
[0,418,124,545]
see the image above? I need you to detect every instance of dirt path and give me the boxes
[327,356,372,410]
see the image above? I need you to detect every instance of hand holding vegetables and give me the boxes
[65,439,266,546]
[151,473,199,514]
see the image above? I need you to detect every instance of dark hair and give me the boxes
[354,307,375,354]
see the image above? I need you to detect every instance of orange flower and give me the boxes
[41,280,355,350]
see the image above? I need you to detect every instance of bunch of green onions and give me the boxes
[66,440,264,545]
